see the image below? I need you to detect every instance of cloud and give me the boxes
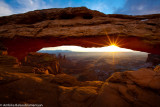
[0,0,53,16]
[15,0,52,13]
[114,0,160,15]
[0,1,13,16]
[82,0,109,14]
[1,0,160,16]
[90,2,108,13]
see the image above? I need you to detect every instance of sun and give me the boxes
[108,45,119,51]
[103,45,128,52]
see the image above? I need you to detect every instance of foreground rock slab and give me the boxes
[0,54,160,107]
[93,68,160,107]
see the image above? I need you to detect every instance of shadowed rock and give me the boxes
[146,54,160,66]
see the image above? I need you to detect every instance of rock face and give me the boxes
[0,7,106,26]
[0,54,160,107]
[0,7,159,39]
[0,7,160,60]
[0,55,19,67]
[146,54,160,66]
[51,73,79,87]
[93,68,160,107]
[22,52,61,74]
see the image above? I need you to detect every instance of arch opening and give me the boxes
[36,45,151,81]
[1,36,160,61]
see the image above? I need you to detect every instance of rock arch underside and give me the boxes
[0,7,160,107]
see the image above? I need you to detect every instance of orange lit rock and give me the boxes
[51,73,79,86]
[93,68,160,107]
[22,52,61,74]
[32,67,49,74]
[0,57,160,107]
[58,86,98,107]
[0,55,19,67]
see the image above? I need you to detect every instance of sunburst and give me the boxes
[105,32,125,47]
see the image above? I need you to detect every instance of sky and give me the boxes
[0,0,160,16]
[40,45,134,52]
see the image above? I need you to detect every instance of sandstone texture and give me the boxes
[0,7,160,59]
[22,52,61,74]
[0,54,160,107]
[93,68,160,107]
[0,7,160,40]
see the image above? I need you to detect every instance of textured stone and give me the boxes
[22,52,61,74]
[93,68,160,107]
[51,73,79,87]
[0,7,160,59]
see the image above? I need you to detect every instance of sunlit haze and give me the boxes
[40,45,134,52]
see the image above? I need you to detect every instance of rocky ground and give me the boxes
[0,52,160,107]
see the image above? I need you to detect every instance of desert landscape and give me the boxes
[38,48,151,81]
[0,0,160,106]
[0,50,160,107]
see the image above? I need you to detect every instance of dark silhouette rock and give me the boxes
[58,53,63,59]
[146,54,160,66]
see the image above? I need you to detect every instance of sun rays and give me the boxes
[105,32,125,47]
[40,45,133,52]
[39,34,133,65]
[81,32,126,49]
[40,33,132,52]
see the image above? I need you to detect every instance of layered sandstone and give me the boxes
[0,7,160,60]
[22,52,61,74]
[0,7,160,39]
